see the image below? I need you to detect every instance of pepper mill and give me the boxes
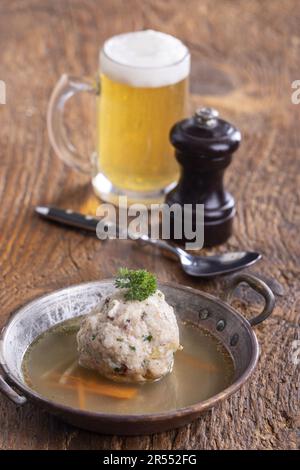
[166,107,241,247]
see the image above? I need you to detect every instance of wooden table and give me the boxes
[0,0,299,450]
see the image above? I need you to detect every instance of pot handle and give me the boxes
[0,374,27,405]
[225,273,275,327]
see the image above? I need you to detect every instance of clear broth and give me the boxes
[22,317,234,415]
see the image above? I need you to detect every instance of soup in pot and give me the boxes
[22,317,234,415]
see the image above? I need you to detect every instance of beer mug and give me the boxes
[48,30,190,203]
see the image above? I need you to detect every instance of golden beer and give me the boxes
[47,30,190,204]
[97,74,188,192]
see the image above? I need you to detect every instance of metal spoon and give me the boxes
[137,233,261,278]
[35,206,262,278]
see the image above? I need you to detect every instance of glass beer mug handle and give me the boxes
[47,74,97,174]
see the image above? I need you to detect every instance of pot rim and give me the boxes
[0,279,260,422]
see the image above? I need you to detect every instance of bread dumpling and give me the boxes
[77,288,180,383]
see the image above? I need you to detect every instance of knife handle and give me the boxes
[38,207,98,233]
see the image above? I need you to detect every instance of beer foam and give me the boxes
[100,30,190,88]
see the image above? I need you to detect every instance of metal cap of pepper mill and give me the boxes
[166,107,241,247]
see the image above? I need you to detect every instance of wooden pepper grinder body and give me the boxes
[166,108,241,247]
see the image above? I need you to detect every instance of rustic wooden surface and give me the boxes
[0,0,299,450]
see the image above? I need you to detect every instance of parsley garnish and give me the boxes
[115,268,157,301]
[144,334,153,342]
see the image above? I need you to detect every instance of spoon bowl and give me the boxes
[138,235,261,278]
[178,250,261,277]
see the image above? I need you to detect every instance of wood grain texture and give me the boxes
[0,0,299,450]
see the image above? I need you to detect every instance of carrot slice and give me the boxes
[67,375,137,398]
[77,381,86,409]
[87,382,137,399]
[179,351,218,372]
[41,358,75,380]
[47,373,138,400]
[59,361,78,385]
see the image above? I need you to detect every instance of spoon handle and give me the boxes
[137,234,181,259]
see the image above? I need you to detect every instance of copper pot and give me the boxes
[0,273,275,435]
